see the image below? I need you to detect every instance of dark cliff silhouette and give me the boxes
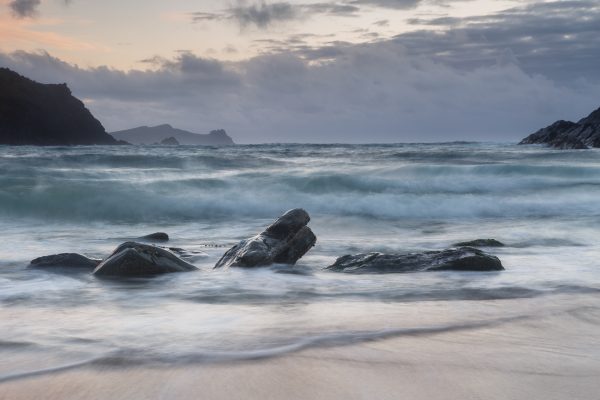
[520,107,600,149]
[0,68,120,146]
[111,125,235,145]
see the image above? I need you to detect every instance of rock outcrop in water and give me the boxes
[0,68,121,146]
[111,125,235,145]
[138,232,170,242]
[93,242,198,277]
[159,137,180,145]
[326,247,503,273]
[519,107,600,149]
[214,209,317,269]
[29,253,101,269]
[453,239,505,247]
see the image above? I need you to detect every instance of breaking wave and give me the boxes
[1,143,600,222]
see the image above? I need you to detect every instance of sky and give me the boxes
[0,0,599,143]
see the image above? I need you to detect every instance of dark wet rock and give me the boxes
[138,232,169,242]
[453,239,505,247]
[326,247,504,274]
[93,242,198,277]
[519,107,600,149]
[214,208,317,269]
[29,253,101,269]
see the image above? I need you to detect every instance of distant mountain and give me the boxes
[0,68,120,146]
[519,107,600,149]
[111,125,235,145]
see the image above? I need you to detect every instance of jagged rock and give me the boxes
[326,247,504,274]
[519,107,600,149]
[93,242,198,277]
[138,232,169,242]
[453,239,505,247]
[29,253,101,269]
[0,68,120,146]
[214,209,316,269]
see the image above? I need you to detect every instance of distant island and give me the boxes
[0,68,121,146]
[520,106,600,149]
[0,68,234,147]
[111,125,235,145]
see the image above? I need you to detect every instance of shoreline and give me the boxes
[1,295,598,400]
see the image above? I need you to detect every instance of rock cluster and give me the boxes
[28,211,507,278]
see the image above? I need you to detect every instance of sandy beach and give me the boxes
[2,294,598,400]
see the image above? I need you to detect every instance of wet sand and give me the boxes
[1,302,598,400]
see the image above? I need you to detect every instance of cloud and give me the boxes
[400,0,600,83]
[2,44,598,144]
[191,1,360,28]
[230,2,297,28]
[2,1,599,143]
[9,0,41,18]
[349,0,422,9]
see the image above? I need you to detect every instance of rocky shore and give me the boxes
[28,209,505,277]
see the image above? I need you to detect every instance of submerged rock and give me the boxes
[453,239,505,247]
[138,232,170,242]
[326,247,504,274]
[214,208,317,269]
[29,253,101,269]
[93,242,198,277]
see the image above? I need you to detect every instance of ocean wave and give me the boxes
[0,314,534,383]
[1,144,600,222]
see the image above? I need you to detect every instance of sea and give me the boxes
[0,143,599,382]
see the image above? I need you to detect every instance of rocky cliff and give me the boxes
[0,68,119,146]
[519,107,600,149]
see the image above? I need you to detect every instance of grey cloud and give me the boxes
[231,2,297,28]
[2,44,598,144]
[192,1,359,28]
[373,19,389,26]
[190,12,224,22]
[2,2,599,142]
[9,0,74,18]
[9,0,41,18]
[303,3,359,16]
[396,0,600,83]
[349,0,421,9]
